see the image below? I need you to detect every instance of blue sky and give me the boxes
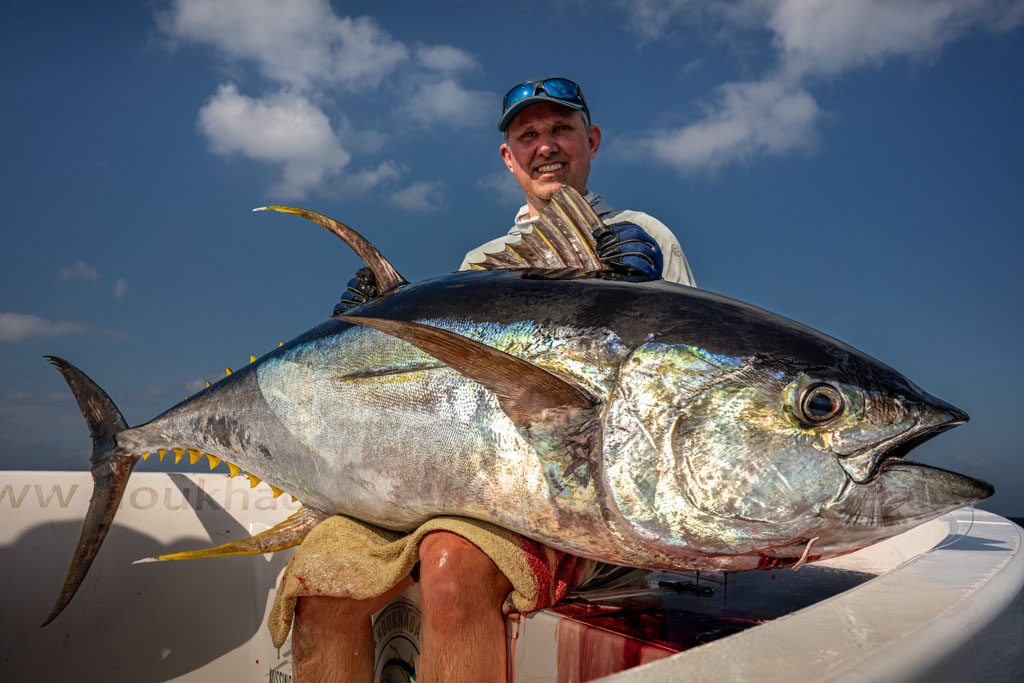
[2,0,1022,517]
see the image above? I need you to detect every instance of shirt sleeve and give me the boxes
[459,223,538,272]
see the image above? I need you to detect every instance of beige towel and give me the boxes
[268,514,601,648]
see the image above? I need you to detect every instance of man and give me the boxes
[290,78,695,682]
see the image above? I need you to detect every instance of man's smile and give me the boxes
[536,162,566,174]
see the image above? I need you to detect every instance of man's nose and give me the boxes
[537,133,558,154]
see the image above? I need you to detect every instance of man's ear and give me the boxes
[588,124,602,159]
[500,142,515,172]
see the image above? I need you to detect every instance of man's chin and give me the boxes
[535,180,571,200]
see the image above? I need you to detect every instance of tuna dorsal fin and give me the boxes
[338,315,595,425]
[254,205,407,294]
[151,505,330,561]
[470,186,609,271]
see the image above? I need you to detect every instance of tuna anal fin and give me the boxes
[155,505,331,561]
[254,205,406,294]
[476,187,608,271]
[338,315,594,425]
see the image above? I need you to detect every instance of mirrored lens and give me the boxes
[504,83,538,110]
[542,78,578,100]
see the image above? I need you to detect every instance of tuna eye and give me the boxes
[798,383,844,425]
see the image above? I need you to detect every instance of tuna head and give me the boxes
[600,336,993,572]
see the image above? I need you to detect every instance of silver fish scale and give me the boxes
[255,319,627,538]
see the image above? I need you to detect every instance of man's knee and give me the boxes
[418,532,512,613]
[295,573,416,630]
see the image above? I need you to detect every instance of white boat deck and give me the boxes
[1,472,1020,682]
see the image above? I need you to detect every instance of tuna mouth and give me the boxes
[827,404,992,529]
[838,407,968,484]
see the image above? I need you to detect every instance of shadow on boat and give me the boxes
[0,473,291,681]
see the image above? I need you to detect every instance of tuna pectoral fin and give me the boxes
[155,506,331,561]
[43,357,138,626]
[339,315,595,426]
[254,205,406,294]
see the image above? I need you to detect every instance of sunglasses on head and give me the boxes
[502,78,588,115]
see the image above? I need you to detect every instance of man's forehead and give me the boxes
[507,102,585,132]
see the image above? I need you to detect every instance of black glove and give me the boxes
[592,222,664,281]
[334,267,377,314]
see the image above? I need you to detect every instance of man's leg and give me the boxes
[417,531,513,683]
[292,575,414,683]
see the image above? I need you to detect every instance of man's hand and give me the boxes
[592,222,663,280]
[334,267,377,315]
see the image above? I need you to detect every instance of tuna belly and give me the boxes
[258,351,533,531]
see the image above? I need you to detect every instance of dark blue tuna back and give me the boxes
[296,269,917,396]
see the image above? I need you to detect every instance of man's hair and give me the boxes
[503,108,591,143]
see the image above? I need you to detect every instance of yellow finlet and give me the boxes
[142,452,150,461]
[227,462,240,477]
[249,355,256,363]
[278,342,283,347]
[247,472,261,488]
[187,449,201,465]
[269,484,284,498]
[205,381,211,388]
[206,454,221,470]
[158,449,167,461]
[173,448,184,464]
[225,368,232,376]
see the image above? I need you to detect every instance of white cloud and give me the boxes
[57,261,99,284]
[391,181,446,212]
[415,45,479,74]
[477,170,525,207]
[0,313,88,343]
[158,0,408,90]
[619,0,702,42]
[157,0,493,195]
[399,78,493,128]
[624,78,819,172]
[767,0,1024,76]
[618,0,1024,173]
[198,84,349,198]
[113,278,128,299]
[337,161,404,195]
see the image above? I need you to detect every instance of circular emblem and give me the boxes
[373,598,421,682]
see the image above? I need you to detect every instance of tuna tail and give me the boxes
[42,356,138,626]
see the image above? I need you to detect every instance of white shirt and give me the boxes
[459,192,695,287]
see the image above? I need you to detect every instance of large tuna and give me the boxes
[42,188,992,625]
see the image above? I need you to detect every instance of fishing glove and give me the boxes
[592,222,663,281]
[334,267,377,314]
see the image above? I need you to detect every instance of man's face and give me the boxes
[500,102,602,216]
